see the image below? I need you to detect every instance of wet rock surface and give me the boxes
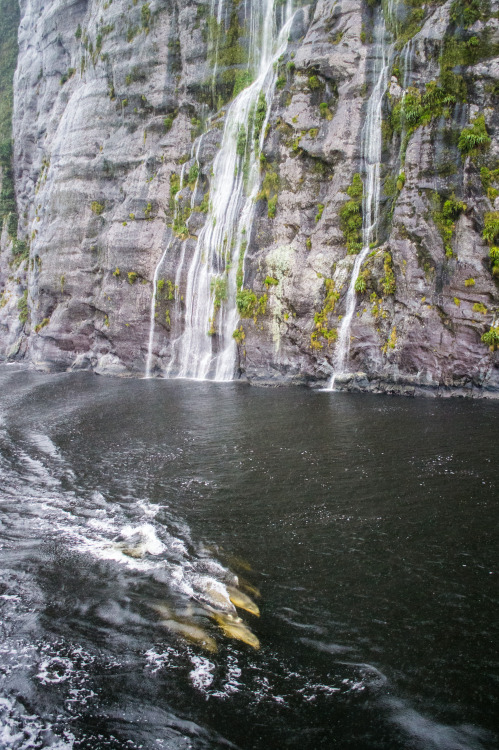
[0,0,498,396]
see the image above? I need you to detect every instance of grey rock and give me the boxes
[0,0,498,398]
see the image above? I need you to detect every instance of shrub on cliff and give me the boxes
[458,115,491,158]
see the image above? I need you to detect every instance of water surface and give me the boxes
[0,366,497,749]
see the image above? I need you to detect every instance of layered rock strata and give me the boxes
[0,0,498,396]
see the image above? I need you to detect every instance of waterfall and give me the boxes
[145,160,189,378]
[329,11,392,390]
[402,38,414,88]
[163,0,295,381]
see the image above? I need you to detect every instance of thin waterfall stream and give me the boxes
[171,0,295,381]
[146,0,296,381]
[329,11,392,390]
[145,160,189,379]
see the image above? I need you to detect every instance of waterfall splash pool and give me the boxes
[0,365,497,749]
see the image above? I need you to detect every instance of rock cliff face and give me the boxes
[0,0,498,396]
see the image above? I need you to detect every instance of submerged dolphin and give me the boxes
[209,610,260,650]
[226,586,260,617]
[150,603,218,653]
[237,577,261,600]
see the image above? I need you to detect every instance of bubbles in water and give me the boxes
[0,696,75,749]
[189,656,216,691]
[37,657,75,685]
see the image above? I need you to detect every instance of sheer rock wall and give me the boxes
[1,0,498,396]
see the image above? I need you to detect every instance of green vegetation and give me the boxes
[391,6,425,49]
[339,173,363,254]
[208,11,246,68]
[458,115,491,159]
[440,33,498,71]
[60,68,75,86]
[233,69,254,98]
[236,125,247,158]
[391,83,461,139]
[319,102,333,120]
[173,207,190,239]
[236,289,267,319]
[253,92,267,145]
[354,274,367,294]
[126,66,147,86]
[267,195,277,218]
[432,193,467,257]
[211,276,228,310]
[480,166,499,201]
[141,2,151,31]
[310,278,339,350]
[169,172,180,211]
[232,325,245,344]
[382,251,396,295]
[482,326,499,350]
[127,25,140,43]
[489,247,499,277]
[188,162,199,186]
[264,276,279,287]
[206,10,250,106]
[382,326,397,354]
[473,302,487,314]
[465,277,475,286]
[164,113,177,132]
[257,167,279,218]
[315,203,324,222]
[450,0,486,28]
[483,212,499,244]
[34,317,50,333]
[128,271,138,284]
[156,279,176,301]
[308,74,323,90]
[236,236,247,289]
[17,289,28,324]
[91,201,105,215]
[12,239,29,266]
[191,116,203,141]
[197,190,210,214]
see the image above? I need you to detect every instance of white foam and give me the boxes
[189,656,215,691]
[0,696,75,749]
[145,647,182,673]
[118,523,166,555]
[37,656,74,685]
[28,433,60,458]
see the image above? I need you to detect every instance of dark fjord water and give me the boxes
[0,367,497,750]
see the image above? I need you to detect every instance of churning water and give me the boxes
[0,365,498,749]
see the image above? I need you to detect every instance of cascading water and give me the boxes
[163,0,295,381]
[328,11,392,389]
[402,37,414,88]
[145,160,189,379]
